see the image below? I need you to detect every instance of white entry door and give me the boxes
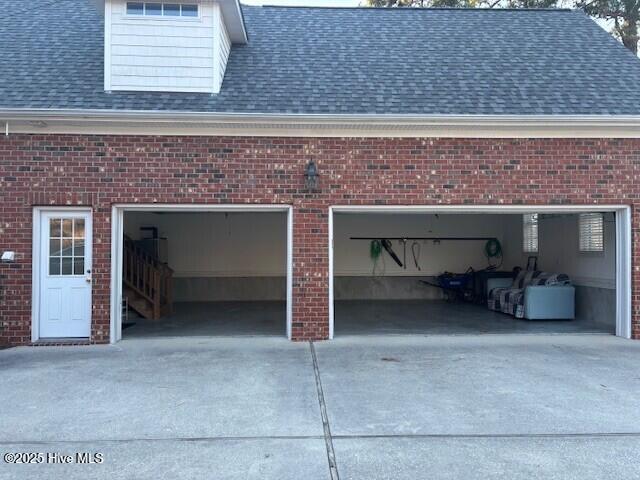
[38,211,92,338]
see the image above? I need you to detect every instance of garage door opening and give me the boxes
[110,205,292,342]
[329,206,631,339]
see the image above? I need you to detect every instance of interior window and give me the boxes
[579,213,604,252]
[522,213,538,253]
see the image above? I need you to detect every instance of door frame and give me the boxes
[328,204,632,340]
[31,206,93,342]
[110,204,294,344]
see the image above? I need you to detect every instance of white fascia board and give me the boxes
[219,0,248,44]
[2,109,640,137]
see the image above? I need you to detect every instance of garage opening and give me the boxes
[330,207,630,338]
[112,206,292,341]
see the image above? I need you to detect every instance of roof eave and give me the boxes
[2,109,640,138]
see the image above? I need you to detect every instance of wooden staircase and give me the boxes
[123,235,174,320]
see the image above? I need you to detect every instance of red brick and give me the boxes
[0,135,638,345]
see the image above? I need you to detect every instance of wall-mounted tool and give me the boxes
[370,240,384,275]
[400,239,407,270]
[381,239,403,268]
[411,241,421,270]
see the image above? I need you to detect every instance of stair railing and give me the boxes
[123,235,173,319]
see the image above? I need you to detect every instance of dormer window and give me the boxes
[126,2,199,18]
[102,0,248,94]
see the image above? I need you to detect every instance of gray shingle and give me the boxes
[1,2,640,115]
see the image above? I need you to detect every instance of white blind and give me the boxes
[522,213,538,253]
[579,213,604,252]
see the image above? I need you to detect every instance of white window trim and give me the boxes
[123,2,202,21]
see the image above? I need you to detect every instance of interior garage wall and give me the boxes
[333,213,508,300]
[502,213,616,328]
[124,212,287,301]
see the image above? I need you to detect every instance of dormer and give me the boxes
[95,0,247,94]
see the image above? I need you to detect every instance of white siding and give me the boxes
[106,0,218,93]
[217,11,231,91]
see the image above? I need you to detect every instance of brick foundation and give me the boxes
[0,135,638,345]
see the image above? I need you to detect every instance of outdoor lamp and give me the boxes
[304,159,319,190]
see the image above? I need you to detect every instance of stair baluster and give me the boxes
[122,235,173,320]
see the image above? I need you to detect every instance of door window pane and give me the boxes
[74,239,85,256]
[74,218,85,239]
[50,239,62,257]
[49,257,61,275]
[50,219,61,237]
[61,257,73,275]
[74,257,85,275]
[61,238,73,256]
[62,219,73,237]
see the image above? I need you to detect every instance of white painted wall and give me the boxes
[124,212,287,277]
[333,213,507,276]
[502,213,616,289]
[123,211,614,290]
[105,0,230,93]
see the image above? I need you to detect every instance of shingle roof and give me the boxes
[1,2,640,115]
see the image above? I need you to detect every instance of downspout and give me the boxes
[4,121,8,136]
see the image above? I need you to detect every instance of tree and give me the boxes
[363,0,478,6]
[362,0,554,7]
[576,0,639,55]
[362,0,640,55]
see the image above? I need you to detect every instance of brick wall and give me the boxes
[0,135,638,345]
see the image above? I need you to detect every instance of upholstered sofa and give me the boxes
[487,270,575,320]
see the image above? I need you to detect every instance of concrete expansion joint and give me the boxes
[310,341,340,480]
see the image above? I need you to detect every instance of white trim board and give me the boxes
[328,205,632,340]
[110,204,293,343]
[3,111,640,137]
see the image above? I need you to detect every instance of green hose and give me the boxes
[370,239,382,260]
[485,238,502,259]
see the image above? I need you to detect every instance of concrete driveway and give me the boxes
[1,334,639,479]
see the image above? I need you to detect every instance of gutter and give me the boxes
[1,109,640,137]
[2,108,640,125]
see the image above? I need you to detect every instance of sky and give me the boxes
[242,0,361,6]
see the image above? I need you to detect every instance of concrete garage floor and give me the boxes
[335,300,615,335]
[124,301,286,338]
[1,335,640,479]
